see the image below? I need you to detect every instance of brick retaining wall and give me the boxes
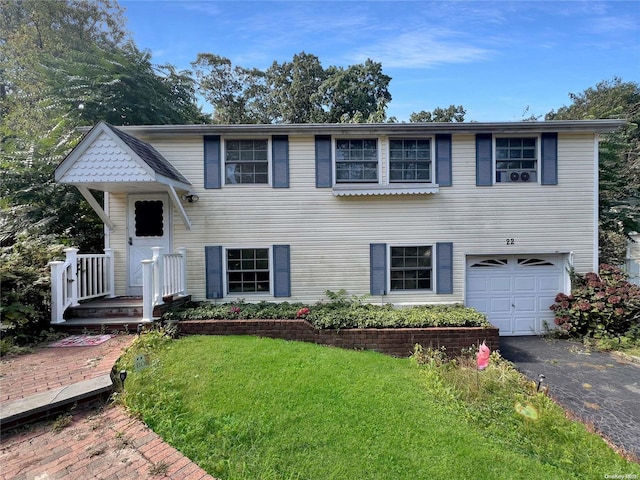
[174,319,499,357]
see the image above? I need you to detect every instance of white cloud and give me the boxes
[350,29,493,68]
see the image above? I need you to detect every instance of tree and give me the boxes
[1,0,205,249]
[316,60,392,123]
[410,105,466,123]
[546,78,640,265]
[193,53,392,124]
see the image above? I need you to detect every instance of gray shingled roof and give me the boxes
[105,123,190,185]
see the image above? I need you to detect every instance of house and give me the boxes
[627,232,640,285]
[52,119,624,335]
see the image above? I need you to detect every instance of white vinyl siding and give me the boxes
[105,132,596,305]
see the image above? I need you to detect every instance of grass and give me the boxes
[118,333,640,480]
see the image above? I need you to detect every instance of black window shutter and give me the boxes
[272,135,289,188]
[315,135,332,188]
[541,132,558,185]
[273,245,291,297]
[370,243,387,295]
[204,135,221,189]
[435,134,452,186]
[205,246,223,299]
[436,242,453,294]
[476,134,493,186]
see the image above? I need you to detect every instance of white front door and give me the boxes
[127,193,171,295]
[465,255,564,336]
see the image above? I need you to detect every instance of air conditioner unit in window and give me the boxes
[509,171,533,182]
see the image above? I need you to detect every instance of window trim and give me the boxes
[388,243,435,293]
[387,136,435,184]
[493,134,540,185]
[222,136,272,186]
[223,246,273,296]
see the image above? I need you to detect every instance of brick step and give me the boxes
[53,317,153,334]
[65,297,143,319]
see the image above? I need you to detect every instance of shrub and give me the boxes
[0,235,66,347]
[162,291,491,329]
[550,264,640,338]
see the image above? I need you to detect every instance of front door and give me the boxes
[127,193,171,295]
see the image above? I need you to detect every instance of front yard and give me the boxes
[117,333,639,480]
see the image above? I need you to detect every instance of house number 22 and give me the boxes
[506,238,515,245]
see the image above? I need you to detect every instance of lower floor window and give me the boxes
[227,248,270,293]
[390,246,432,290]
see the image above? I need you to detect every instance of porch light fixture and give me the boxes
[180,193,199,203]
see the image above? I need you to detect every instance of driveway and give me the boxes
[500,336,640,460]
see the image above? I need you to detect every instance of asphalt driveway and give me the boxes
[500,336,640,460]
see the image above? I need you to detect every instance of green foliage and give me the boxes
[162,292,490,329]
[192,52,392,124]
[0,235,66,345]
[546,78,640,264]
[550,264,640,338]
[118,335,639,479]
[409,105,466,123]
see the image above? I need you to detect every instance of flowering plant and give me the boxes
[550,264,640,337]
[296,307,310,319]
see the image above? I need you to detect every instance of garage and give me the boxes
[465,255,566,336]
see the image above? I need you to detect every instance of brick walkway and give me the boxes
[0,335,216,480]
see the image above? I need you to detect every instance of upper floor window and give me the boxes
[390,245,433,291]
[495,137,538,183]
[335,139,378,183]
[225,139,268,184]
[389,139,432,183]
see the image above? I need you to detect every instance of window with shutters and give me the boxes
[495,136,539,184]
[390,246,433,291]
[226,248,270,293]
[225,139,269,184]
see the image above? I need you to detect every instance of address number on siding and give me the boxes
[506,238,515,245]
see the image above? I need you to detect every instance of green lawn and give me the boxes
[118,334,639,480]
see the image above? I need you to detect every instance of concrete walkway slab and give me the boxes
[500,336,640,460]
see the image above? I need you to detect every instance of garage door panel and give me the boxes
[537,274,562,292]
[514,296,536,312]
[488,276,512,293]
[467,277,489,293]
[490,317,512,333]
[514,275,536,291]
[489,297,511,313]
[513,316,538,335]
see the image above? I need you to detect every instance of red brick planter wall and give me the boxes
[174,319,499,357]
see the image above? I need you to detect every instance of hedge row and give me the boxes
[162,299,490,330]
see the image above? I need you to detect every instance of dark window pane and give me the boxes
[135,201,163,237]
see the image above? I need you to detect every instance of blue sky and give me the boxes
[120,0,639,122]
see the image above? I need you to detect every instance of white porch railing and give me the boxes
[50,246,187,324]
[49,248,115,324]
[141,247,187,322]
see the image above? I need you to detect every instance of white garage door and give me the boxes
[466,255,564,336]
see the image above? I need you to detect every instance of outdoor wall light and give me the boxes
[180,193,199,203]
[119,370,128,388]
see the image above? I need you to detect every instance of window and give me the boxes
[225,139,268,184]
[134,200,163,237]
[226,248,270,293]
[335,139,378,183]
[390,246,432,291]
[495,137,538,183]
[389,139,432,182]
